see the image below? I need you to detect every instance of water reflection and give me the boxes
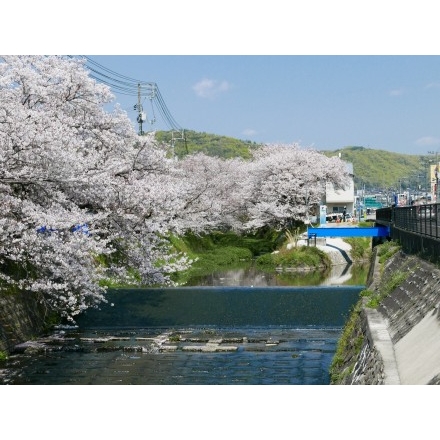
[320,263,353,286]
[185,261,365,287]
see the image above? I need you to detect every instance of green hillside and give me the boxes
[322,146,429,192]
[154,130,261,160]
[154,132,432,193]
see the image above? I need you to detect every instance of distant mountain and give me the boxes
[154,132,430,193]
[154,130,261,160]
[321,146,429,192]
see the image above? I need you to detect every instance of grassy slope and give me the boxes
[155,132,429,192]
[322,146,427,190]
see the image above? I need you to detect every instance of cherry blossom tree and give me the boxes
[0,55,189,321]
[234,144,349,230]
[164,146,349,233]
[170,153,247,232]
[0,55,350,323]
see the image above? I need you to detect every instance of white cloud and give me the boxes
[415,136,440,146]
[242,128,257,137]
[192,78,231,98]
[425,82,440,89]
[389,88,404,96]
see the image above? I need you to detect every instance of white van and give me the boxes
[345,213,355,222]
[326,213,343,222]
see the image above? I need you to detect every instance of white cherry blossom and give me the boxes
[0,55,350,322]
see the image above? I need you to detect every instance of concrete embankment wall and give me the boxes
[337,248,440,385]
[0,292,47,354]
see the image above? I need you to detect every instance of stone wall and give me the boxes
[334,247,440,385]
[350,336,385,385]
[0,291,48,354]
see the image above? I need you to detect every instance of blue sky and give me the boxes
[5,2,440,157]
[87,55,440,155]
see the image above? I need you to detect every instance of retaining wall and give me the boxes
[338,249,440,385]
[0,291,47,354]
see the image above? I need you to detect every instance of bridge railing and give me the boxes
[375,206,393,224]
[376,203,440,240]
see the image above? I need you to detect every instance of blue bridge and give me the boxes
[307,225,391,239]
[309,203,440,262]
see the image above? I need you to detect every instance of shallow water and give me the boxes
[1,285,362,385]
[2,326,341,385]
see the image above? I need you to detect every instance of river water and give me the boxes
[0,262,363,385]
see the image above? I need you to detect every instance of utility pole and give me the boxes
[427,160,432,199]
[428,151,439,201]
[137,84,142,135]
[134,83,146,136]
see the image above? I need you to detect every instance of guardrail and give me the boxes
[376,203,440,240]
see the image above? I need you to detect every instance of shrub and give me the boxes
[377,241,401,264]
[362,270,409,308]
[256,246,331,270]
[329,300,364,384]
[345,237,372,262]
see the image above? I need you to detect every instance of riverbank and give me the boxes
[306,237,353,265]
[5,238,438,385]
[330,243,440,384]
[0,291,48,355]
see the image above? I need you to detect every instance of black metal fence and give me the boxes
[376,203,440,262]
[376,203,440,240]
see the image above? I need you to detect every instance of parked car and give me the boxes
[326,213,343,223]
[345,213,355,222]
[417,205,436,220]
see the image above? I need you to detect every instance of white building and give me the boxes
[323,162,355,217]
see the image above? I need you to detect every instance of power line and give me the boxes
[79,56,183,134]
